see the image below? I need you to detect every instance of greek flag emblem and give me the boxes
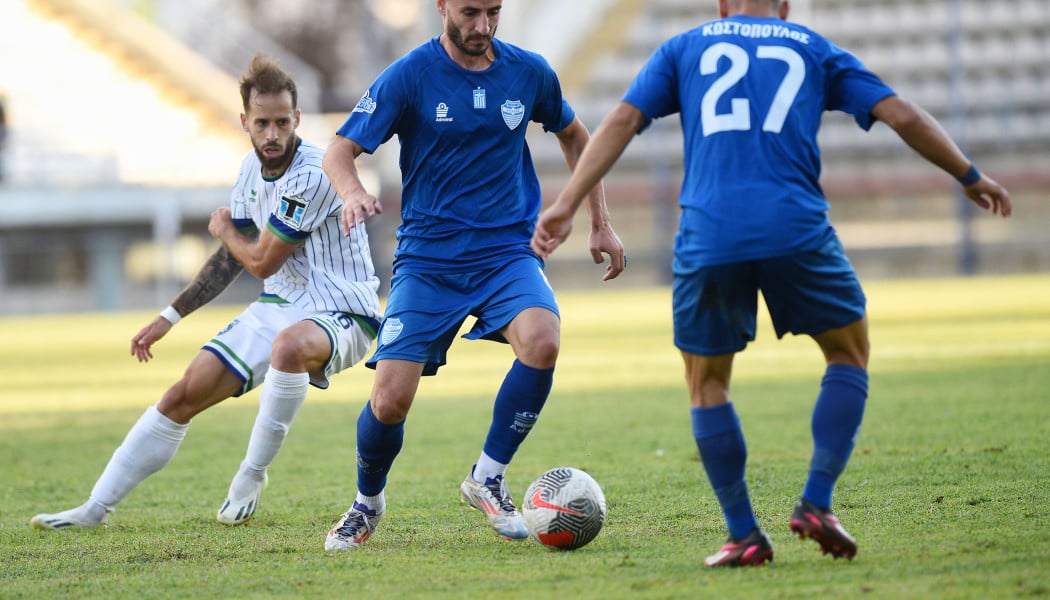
[473,88,486,110]
[501,100,524,130]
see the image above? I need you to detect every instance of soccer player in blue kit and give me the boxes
[532,0,1012,567]
[320,0,625,550]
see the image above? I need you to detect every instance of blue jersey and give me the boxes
[338,37,575,274]
[623,16,895,268]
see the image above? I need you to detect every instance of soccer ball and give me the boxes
[522,466,606,550]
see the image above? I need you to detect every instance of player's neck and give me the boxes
[725,0,787,19]
[439,35,495,71]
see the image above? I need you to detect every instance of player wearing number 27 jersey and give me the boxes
[626,15,894,268]
[532,0,1010,567]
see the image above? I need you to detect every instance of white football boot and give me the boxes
[459,468,529,541]
[217,472,268,526]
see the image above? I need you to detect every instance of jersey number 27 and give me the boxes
[700,42,804,136]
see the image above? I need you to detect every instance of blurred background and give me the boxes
[0,0,1047,315]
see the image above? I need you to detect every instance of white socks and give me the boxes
[355,491,386,515]
[88,404,189,512]
[227,369,308,500]
[473,452,508,483]
[73,369,308,519]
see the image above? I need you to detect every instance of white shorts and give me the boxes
[203,300,378,396]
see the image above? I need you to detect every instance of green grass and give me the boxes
[2,274,1049,599]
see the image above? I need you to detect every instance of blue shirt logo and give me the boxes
[501,100,524,130]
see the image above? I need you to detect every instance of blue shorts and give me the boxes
[367,256,559,375]
[672,234,866,356]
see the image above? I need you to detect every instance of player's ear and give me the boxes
[436,0,446,18]
[779,0,790,20]
[718,0,729,18]
[240,113,249,133]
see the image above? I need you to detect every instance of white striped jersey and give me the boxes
[228,139,381,319]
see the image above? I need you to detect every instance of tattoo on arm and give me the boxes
[170,245,244,317]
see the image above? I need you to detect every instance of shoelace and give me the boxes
[484,477,517,514]
[334,511,370,538]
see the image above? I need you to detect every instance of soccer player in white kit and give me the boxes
[30,54,382,531]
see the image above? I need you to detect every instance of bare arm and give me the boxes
[532,103,646,260]
[171,244,245,316]
[130,245,245,362]
[323,135,381,235]
[551,116,626,280]
[872,95,1012,217]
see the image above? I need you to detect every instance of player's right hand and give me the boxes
[531,204,575,258]
[340,190,383,235]
[130,317,172,363]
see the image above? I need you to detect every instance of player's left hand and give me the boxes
[589,222,626,282]
[340,189,383,235]
[962,174,1012,217]
[130,317,173,363]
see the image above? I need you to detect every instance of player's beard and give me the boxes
[447,23,495,57]
[254,135,298,176]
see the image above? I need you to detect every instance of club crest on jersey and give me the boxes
[353,90,377,114]
[278,194,309,228]
[380,318,404,346]
[501,100,525,130]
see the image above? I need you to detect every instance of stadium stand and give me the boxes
[530,0,1050,285]
[0,0,1047,314]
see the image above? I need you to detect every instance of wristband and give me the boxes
[160,306,182,325]
[956,164,980,186]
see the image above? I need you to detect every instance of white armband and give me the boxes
[160,306,182,325]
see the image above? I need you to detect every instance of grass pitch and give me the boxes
[1,274,1048,598]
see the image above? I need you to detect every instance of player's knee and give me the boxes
[270,330,311,371]
[157,382,196,423]
[369,391,411,424]
[826,341,869,369]
[519,334,559,369]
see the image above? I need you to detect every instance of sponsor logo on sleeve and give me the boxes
[277,194,309,228]
[353,90,377,114]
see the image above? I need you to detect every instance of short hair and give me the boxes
[730,0,783,9]
[239,54,298,112]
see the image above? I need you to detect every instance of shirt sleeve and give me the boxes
[622,40,682,133]
[336,62,410,153]
[266,165,337,243]
[823,45,896,131]
[229,155,258,232]
[531,54,576,133]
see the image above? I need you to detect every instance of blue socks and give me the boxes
[691,365,867,538]
[355,359,552,498]
[803,364,868,509]
[356,402,405,497]
[482,360,553,463]
[692,402,758,540]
